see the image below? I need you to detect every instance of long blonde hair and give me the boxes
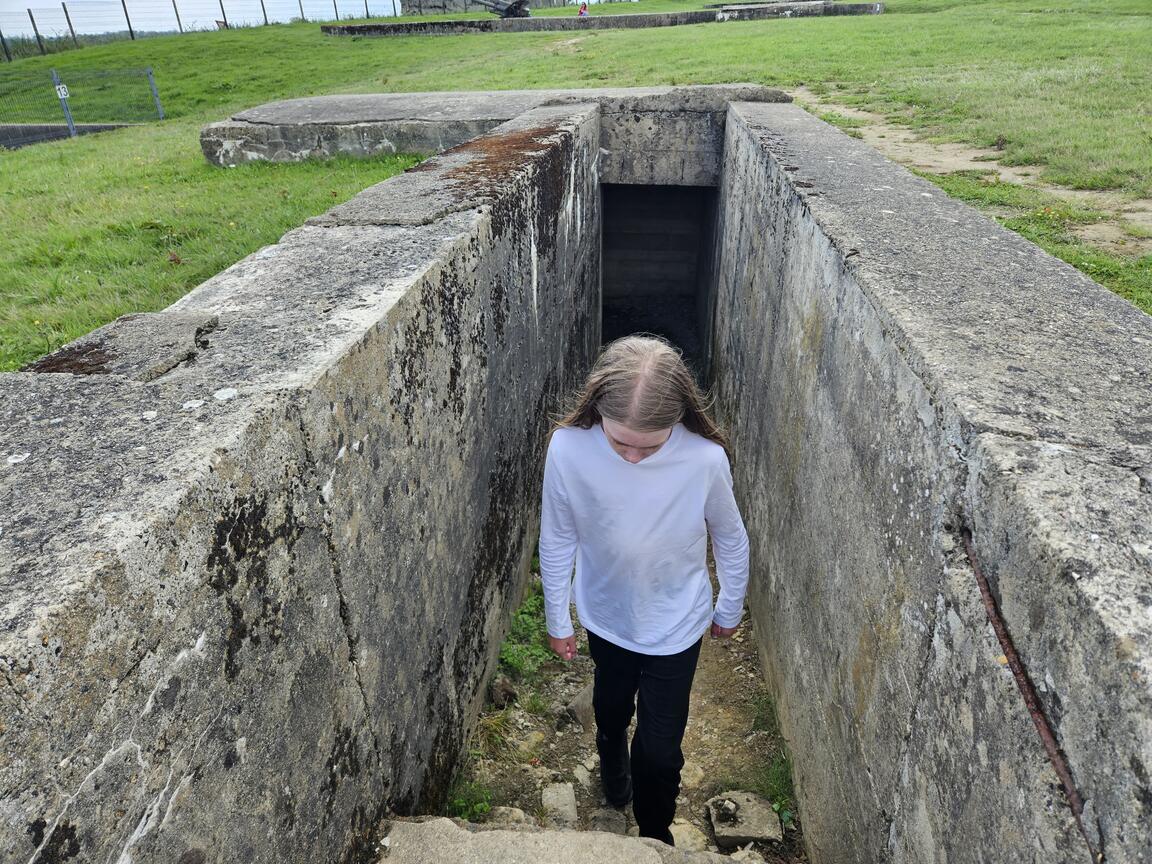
[554,335,729,450]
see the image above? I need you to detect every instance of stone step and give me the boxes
[380,817,730,864]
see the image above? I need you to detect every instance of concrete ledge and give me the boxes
[382,816,730,863]
[199,84,790,172]
[320,2,883,37]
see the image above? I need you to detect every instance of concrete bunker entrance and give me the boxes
[600,183,719,374]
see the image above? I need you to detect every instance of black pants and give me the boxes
[587,629,703,845]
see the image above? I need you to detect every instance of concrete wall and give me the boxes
[709,102,1152,864]
[0,103,602,864]
[200,85,788,176]
[404,0,566,13]
[321,2,884,36]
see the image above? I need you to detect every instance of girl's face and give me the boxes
[601,417,674,464]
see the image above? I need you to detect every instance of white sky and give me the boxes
[0,0,400,38]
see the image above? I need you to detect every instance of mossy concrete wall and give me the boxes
[0,103,601,864]
[710,101,1152,864]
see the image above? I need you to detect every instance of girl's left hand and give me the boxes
[710,622,737,639]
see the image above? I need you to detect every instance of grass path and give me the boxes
[2,0,1150,368]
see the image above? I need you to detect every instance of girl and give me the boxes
[538,334,750,846]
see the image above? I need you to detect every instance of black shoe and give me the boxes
[603,774,632,809]
[596,728,632,807]
[638,827,675,846]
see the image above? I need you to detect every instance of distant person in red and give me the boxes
[578,2,589,15]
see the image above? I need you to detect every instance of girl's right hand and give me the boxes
[549,635,578,662]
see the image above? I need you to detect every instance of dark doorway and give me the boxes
[600,184,718,377]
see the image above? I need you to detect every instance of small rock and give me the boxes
[488,806,533,826]
[589,807,627,835]
[627,826,640,837]
[716,798,739,823]
[542,782,578,827]
[212,387,238,401]
[489,675,518,708]
[182,399,205,411]
[582,755,598,772]
[731,848,766,862]
[573,764,592,789]
[552,701,572,730]
[706,791,783,849]
[140,411,158,421]
[670,821,709,851]
[565,681,595,729]
[680,760,705,789]
[6,453,30,465]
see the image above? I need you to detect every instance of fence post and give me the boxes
[258,0,268,24]
[61,2,79,47]
[28,9,46,54]
[51,69,77,137]
[145,66,165,120]
[363,0,368,17]
[172,0,183,32]
[390,0,396,16]
[120,0,135,38]
[0,27,12,62]
[332,0,339,20]
[218,0,228,27]
[298,0,305,20]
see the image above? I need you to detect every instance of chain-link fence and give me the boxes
[0,66,163,148]
[0,0,404,59]
[0,0,596,59]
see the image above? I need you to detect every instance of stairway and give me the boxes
[379,817,732,864]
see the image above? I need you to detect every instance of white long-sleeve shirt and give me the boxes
[538,421,750,655]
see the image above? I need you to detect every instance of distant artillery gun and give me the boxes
[473,0,532,18]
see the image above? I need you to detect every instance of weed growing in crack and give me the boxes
[446,770,493,822]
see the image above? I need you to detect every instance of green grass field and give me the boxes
[2,0,1150,369]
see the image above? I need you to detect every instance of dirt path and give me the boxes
[791,86,1152,257]
[463,579,805,862]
